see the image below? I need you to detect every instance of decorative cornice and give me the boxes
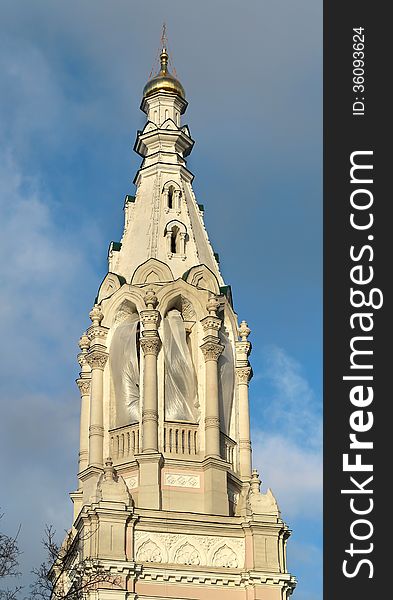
[236,366,252,384]
[200,341,224,362]
[140,337,161,356]
[85,349,108,370]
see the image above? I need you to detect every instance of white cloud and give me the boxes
[251,347,322,519]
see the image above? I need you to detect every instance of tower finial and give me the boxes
[161,22,168,49]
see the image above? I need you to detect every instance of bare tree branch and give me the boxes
[30,526,121,600]
[0,513,22,600]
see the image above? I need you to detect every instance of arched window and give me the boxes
[165,220,187,257]
[167,185,174,209]
[170,225,179,253]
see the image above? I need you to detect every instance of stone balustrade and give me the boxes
[110,423,140,463]
[163,422,199,456]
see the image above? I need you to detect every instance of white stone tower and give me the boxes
[69,44,296,600]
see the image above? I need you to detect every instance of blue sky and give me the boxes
[0,1,322,599]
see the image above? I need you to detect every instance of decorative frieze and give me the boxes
[164,473,200,488]
[134,531,245,569]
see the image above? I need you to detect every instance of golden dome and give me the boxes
[143,48,185,100]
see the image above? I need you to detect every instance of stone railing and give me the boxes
[220,432,237,470]
[110,423,140,463]
[163,422,199,456]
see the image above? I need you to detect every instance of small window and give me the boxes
[170,225,179,253]
[168,185,175,209]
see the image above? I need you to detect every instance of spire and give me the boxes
[143,25,185,100]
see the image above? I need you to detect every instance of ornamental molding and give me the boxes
[87,326,108,341]
[200,341,224,362]
[163,473,200,488]
[134,531,245,569]
[89,425,104,436]
[124,475,138,489]
[85,349,108,370]
[76,378,91,396]
[201,316,221,332]
[236,366,252,384]
[140,337,161,356]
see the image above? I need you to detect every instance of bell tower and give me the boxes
[68,39,296,600]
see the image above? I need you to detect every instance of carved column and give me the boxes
[76,332,91,473]
[140,289,160,453]
[236,320,253,479]
[86,305,108,469]
[200,296,224,458]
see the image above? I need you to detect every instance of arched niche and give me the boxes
[183,264,221,295]
[160,296,200,424]
[164,220,187,256]
[97,272,126,303]
[162,180,182,212]
[109,299,141,428]
[131,258,174,285]
[102,286,146,328]
[156,279,206,321]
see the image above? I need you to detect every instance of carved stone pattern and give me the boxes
[236,367,252,384]
[235,341,251,356]
[204,416,220,429]
[114,309,135,324]
[89,424,104,436]
[85,350,108,369]
[174,543,201,566]
[181,297,196,320]
[140,310,160,325]
[201,316,221,332]
[136,540,162,563]
[134,531,244,569]
[125,475,138,489]
[201,341,224,362]
[140,337,161,356]
[76,378,91,395]
[77,352,87,367]
[142,409,158,422]
[164,473,200,488]
[87,326,108,341]
[213,544,238,568]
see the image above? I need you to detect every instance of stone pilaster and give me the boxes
[85,304,108,470]
[76,332,91,474]
[200,295,224,459]
[235,321,253,479]
[140,289,161,453]
[137,289,162,510]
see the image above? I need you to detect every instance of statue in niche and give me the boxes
[110,313,140,426]
[163,308,199,422]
